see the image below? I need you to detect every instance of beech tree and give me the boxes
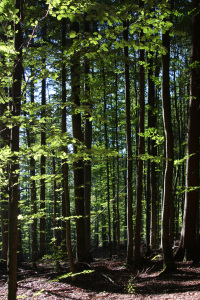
[8,0,23,298]
[61,17,74,272]
[39,25,47,258]
[70,19,86,262]
[123,18,133,265]
[177,0,200,263]
[135,0,145,266]
[29,65,37,268]
[161,10,175,271]
[83,13,92,260]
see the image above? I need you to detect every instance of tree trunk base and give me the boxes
[158,264,177,276]
[174,245,184,261]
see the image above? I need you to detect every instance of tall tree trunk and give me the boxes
[150,54,159,250]
[123,20,133,265]
[84,14,92,260]
[61,18,67,257]
[61,18,75,273]
[40,53,46,258]
[29,66,37,268]
[178,0,200,263]
[161,26,175,271]
[135,0,145,265]
[115,60,120,255]
[8,0,23,298]
[172,54,181,242]
[70,20,86,262]
[146,54,155,254]
[103,65,112,258]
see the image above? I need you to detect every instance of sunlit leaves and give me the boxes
[138,127,164,146]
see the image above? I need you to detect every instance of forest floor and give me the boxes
[1,249,200,299]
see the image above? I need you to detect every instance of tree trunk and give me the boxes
[71,20,86,262]
[161,27,175,271]
[123,20,133,265]
[61,18,67,257]
[102,65,112,258]
[8,0,23,298]
[84,14,92,260]
[61,18,75,273]
[40,53,46,258]
[29,66,37,268]
[178,0,200,263]
[146,54,154,254]
[115,60,120,255]
[135,0,145,265]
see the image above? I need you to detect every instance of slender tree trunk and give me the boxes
[146,153,151,254]
[173,56,181,241]
[177,0,200,263]
[30,155,37,266]
[61,18,67,257]
[8,0,23,298]
[135,0,145,265]
[103,65,112,258]
[71,20,86,262]
[40,54,46,258]
[115,60,120,255]
[61,18,75,273]
[149,54,158,250]
[29,66,37,268]
[123,20,133,265]
[146,54,154,254]
[100,172,107,248]
[151,54,160,249]
[84,14,92,260]
[161,26,175,271]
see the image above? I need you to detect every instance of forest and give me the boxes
[0,0,200,299]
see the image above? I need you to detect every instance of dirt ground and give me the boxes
[1,254,200,299]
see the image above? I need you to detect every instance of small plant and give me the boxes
[125,277,136,294]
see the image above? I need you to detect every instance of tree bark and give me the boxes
[115,60,121,255]
[103,65,112,258]
[84,14,92,260]
[123,20,133,265]
[8,0,23,298]
[29,65,37,268]
[71,20,86,262]
[40,53,46,258]
[149,53,159,250]
[178,0,200,263]
[135,0,145,265]
[146,54,154,254]
[161,27,175,271]
[61,18,67,257]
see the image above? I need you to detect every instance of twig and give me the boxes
[100,273,119,287]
